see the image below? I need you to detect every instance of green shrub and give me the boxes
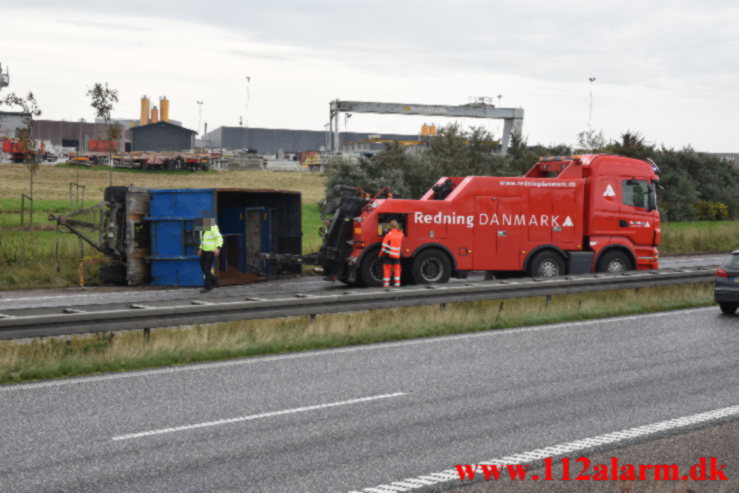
[693,201,730,221]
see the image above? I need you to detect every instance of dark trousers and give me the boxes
[200,251,217,289]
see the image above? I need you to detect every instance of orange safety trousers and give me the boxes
[383,262,401,287]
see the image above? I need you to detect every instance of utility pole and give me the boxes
[196,100,203,136]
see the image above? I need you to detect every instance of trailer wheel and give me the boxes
[99,263,127,285]
[527,250,565,278]
[357,248,384,287]
[412,249,452,284]
[597,250,633,273]
[104,186,128,203]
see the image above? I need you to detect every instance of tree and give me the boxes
[86,82,119,186]
[605,131,654,160]
[1,91,42,228]
[575,128,607,153]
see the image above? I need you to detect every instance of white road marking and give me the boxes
[112,392,406,441]
[350,403,739,492]
[1,307,713,393]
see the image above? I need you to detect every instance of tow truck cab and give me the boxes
[331,154,660,287]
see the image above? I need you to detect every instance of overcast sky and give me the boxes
[2,1,738,151]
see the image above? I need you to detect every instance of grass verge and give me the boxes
[661,221,739,254]
[0,230,101,289]
[0,282,714,385]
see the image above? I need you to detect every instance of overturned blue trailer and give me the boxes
[52,186,302,286]
[145,188,301,286]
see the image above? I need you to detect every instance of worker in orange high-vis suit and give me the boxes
[379,220,404,288]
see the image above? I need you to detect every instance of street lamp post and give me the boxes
[588,77,596,130]
[196,100,203,136]
[245,76,251,152]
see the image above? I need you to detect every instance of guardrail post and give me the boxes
[439,303,447,311]
[545,295,552,307]
[143,327,151,343]
[309,314,317,326]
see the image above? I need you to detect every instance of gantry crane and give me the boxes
[328,99,524,154]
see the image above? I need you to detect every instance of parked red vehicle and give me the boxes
[1,137,55,163]
[318,154,661,286]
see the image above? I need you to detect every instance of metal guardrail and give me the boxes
[0,268,715,340]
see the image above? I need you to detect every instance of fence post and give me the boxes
[20,194,33,229]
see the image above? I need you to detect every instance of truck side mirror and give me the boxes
[647,185,657,211]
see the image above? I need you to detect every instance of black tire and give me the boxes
[527,250,565,278]
[99,263,127,285]
[104,186,128,203]
[401,258,416,285]
[719,302,738,315]
[596,250,633,273]
[357,248,384,287]
[411,248,452,284]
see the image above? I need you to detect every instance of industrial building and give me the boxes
[130,121,196,152]
[201,126,420,155]
[128,95,196,151]
[31,119,132,151]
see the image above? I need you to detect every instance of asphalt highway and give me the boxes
[0,307,736,492]
[0,253,726,311]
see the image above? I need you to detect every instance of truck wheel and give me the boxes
[401,259,416,285]
[104,186,128,203]
[357,249,384,287]
[719,302,738,315]
[412,249,452,284]
[99,264,127,285]
[597,250,633,273]
[527,250,565,278]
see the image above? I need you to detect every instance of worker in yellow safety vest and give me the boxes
[379,220,404,288]
[197,216,223,293]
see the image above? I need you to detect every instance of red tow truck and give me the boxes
[317,154,661,286]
